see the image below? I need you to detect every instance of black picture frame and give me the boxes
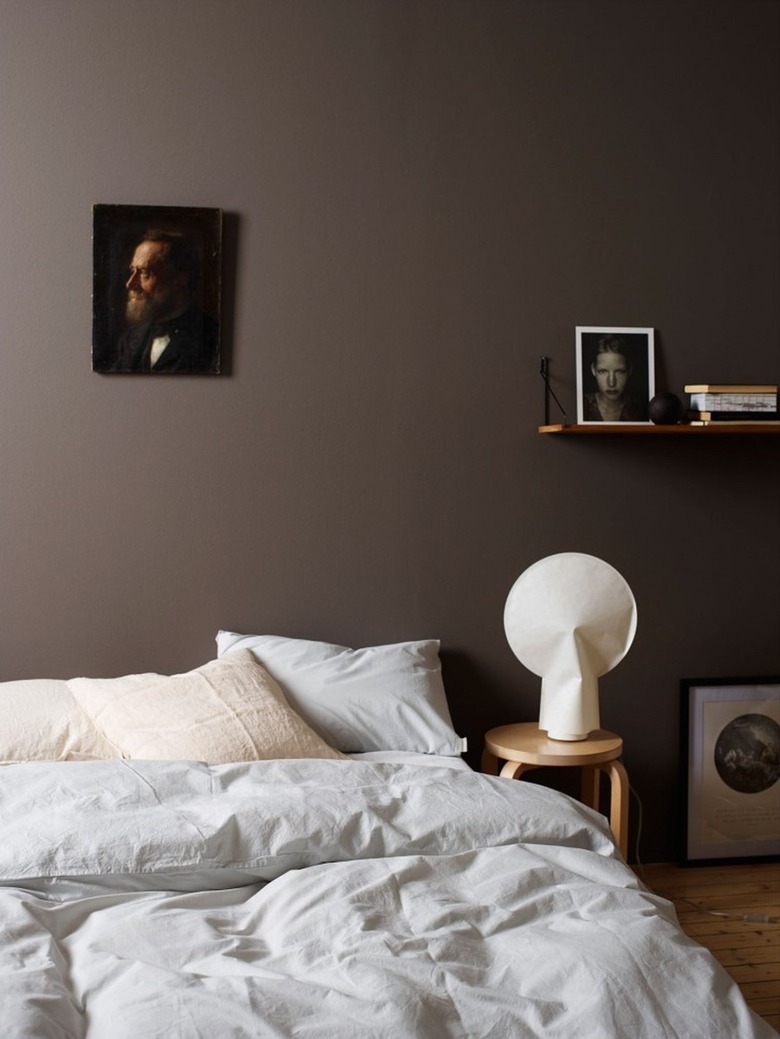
[92,203,222,374]
[680,676,780,865]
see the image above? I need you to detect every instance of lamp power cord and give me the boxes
[629,783,779,925]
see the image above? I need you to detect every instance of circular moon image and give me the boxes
[714,713,780,794]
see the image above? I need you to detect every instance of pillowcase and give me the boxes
[66,650,345,764]
[0,678,120,764]
[215,631,466,756]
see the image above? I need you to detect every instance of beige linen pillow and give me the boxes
[0,678,120,764]
[66,650,345,763]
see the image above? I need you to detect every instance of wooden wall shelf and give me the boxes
[539,423,780,435]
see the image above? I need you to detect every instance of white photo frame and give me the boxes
[576,326,655,424]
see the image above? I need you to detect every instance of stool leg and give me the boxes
[481,749,499,775]
[604,759,629,859]
[499,761,537,780]
[580,765,601,810]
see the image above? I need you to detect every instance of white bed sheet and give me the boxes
[348,749,471,768]
[0,757,772,1039]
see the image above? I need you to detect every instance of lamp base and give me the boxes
[544,728,591,742]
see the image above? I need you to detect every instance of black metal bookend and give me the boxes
[539,356,568,426]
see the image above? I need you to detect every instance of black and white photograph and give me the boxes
[576,326,655,423]
[680,677,780,865]
[92,204,222,374]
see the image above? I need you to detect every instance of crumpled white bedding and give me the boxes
[0,758,772,1039]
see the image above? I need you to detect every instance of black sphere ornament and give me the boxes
[648,392,684,425]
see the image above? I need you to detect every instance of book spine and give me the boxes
[688,411,780,422]
[689,393,777,411]
[684,384,778,393]
[689,420,780,426]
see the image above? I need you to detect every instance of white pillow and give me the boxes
[67,651,345,764]
[216,632,466,756]
[0,678,119,764]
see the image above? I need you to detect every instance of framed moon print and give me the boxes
[680,676,780,865]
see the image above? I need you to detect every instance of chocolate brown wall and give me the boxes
[1,0,778,861]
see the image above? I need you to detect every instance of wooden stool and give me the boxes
[482,722,629,859]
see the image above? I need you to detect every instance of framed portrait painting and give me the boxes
[680,677,780,865]
[92,203,222,374]
[576,326,655,424]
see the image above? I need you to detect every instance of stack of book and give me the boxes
[685,384,779,425]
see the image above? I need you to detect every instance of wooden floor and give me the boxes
[639,862,780,1032]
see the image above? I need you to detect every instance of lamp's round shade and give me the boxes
[504,553,637,740]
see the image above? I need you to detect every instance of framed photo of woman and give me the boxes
[576,327,655,424]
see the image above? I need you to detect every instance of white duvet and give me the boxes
[0,759,772,1038]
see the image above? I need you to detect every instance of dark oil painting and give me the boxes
[92,204,222,374]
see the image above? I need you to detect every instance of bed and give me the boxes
[0,633,774,1038]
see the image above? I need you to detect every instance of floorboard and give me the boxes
[639,861,780,1032]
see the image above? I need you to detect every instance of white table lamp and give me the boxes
[503,553,637,741]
